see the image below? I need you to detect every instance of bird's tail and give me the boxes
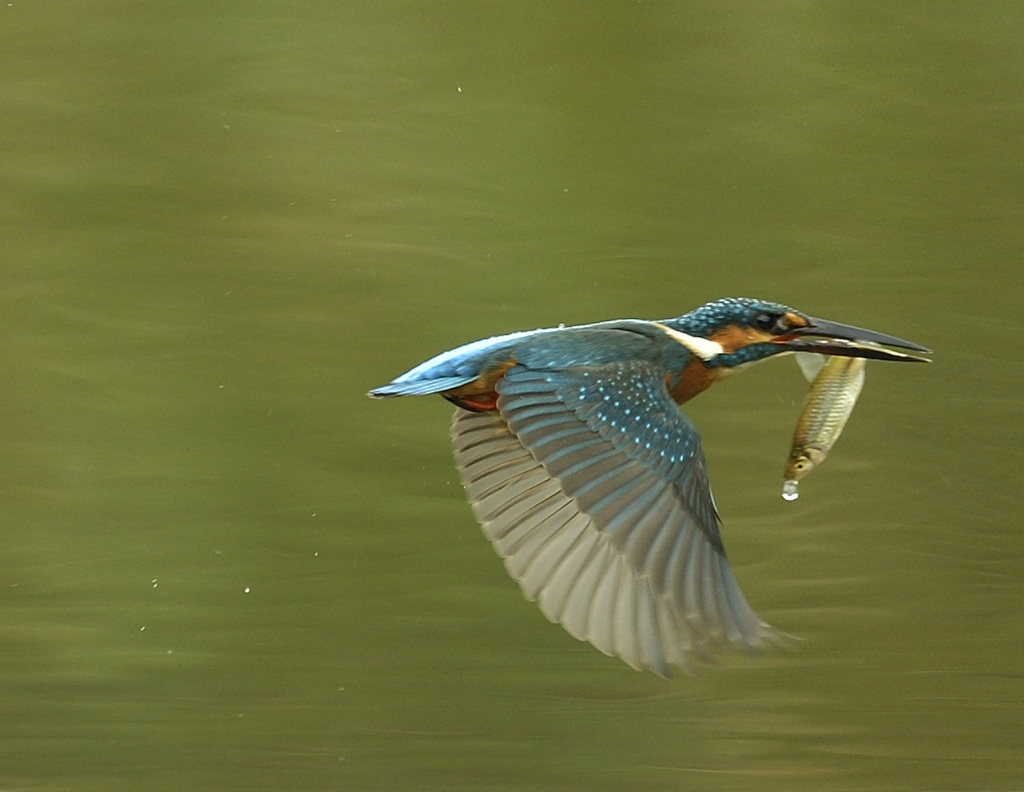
[367,375,476,399]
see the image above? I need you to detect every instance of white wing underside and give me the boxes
[451,408,772,676]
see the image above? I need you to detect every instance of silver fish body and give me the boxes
[782,355,866,501]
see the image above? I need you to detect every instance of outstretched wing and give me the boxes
[450,361,772,676]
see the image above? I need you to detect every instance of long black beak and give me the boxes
[778,316,932,362]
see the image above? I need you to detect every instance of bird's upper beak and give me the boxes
[776,316,931,363]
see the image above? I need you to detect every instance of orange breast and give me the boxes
[666,358,722,404]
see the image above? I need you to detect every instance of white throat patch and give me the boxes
[653,322,724,361]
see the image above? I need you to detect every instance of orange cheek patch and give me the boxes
[783,311,809,329]
[709,325,775,354]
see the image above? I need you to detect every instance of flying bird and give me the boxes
[369,297,930,676]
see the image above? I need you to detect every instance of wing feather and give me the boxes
[450,361,773,676]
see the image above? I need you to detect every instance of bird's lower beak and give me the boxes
[776,316,931,362]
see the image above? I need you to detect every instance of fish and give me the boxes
[782,353,866,501]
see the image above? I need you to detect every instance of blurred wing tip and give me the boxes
[758,625,800,652]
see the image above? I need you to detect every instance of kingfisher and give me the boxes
[368,297,930,676]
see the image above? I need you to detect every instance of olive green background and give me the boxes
[2,3,1021,790]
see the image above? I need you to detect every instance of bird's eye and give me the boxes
[754,312,792,335]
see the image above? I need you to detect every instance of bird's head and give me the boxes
[661,297,930,370]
